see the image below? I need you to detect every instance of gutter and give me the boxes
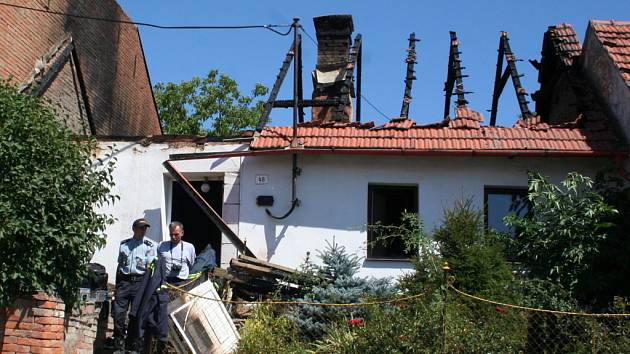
[169,147,629,161]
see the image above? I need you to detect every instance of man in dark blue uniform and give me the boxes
[112,218,157,354]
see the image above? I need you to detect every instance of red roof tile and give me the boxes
[251,120,623,154]
[548,24,582,66]
[591,20,630,86]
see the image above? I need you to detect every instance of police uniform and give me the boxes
[112,219,157,350]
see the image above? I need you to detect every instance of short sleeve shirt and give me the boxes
[158,241,196,280]
[118,237,157,275]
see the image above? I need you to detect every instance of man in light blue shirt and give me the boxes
[158,221,196,283]
[112,218,157,353]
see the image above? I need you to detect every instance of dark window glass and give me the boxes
[484,187,528,235]
[367,185,418,259]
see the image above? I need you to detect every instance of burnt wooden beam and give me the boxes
[333,34,362,121]
[297,34,305,123]
[443,32,469,118]
[490,32,532,125]
[30,41,74,97]
[356,39,362,122]
[273,99,339,108]
[490,33,506,126]
[400,32,419,118]
[238,254,296,275]
[502,32,532,119]
[163,160,254,257]
[256,40,296,131]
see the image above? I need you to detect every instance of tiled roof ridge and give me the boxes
[591,19,630,26]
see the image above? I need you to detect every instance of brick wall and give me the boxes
[0,0,161,136]
[0,293,112,354]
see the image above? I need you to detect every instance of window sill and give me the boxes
[365,257,412,262]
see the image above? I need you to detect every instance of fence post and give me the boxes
[441,261,451,353]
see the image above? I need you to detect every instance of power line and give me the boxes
[300,26,318,47]
[0,2,291,34]
[361,94,390,120]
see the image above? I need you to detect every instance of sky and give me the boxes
[119,0,630,128]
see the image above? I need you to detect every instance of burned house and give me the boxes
[92,17,629,280]
[0,0,161,135]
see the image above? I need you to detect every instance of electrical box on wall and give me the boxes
[256,195,274,206]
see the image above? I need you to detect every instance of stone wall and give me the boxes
[0,293,112,354]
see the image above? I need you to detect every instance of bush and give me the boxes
[434,198,513,297]
[505,172,618,303]
[0,81,116,308]
[285,241,394,340]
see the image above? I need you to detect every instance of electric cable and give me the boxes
[0,2,291,35]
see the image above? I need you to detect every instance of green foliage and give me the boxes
[237,305,305,354]
[368,212,423,258]
[154,70,268,136]
[0,80,116,308]
[286,241,394,340]
[434,198,513,296]
[504,172,618,299]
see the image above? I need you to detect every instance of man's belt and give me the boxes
[119,273,144,282]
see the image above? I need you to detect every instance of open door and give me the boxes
[170,180,223,264]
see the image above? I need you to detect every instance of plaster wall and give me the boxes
[91,141,246,281]
[239,154,611,279]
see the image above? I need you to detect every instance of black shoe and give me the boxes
[112,336,126,353]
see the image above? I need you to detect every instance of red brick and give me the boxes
[34,317,64,325]
[42,324,64,333]
[2,344,30,352]
[36,301,60,310]
[16,337,62,348]
[30,330,63,340]
[3,335,17,344]
[2,328,32,338]
[29,347,63,354]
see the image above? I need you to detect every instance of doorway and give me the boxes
[170,179,223,265]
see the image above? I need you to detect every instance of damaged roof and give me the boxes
[590,20,630,86]
[251,109,624,155]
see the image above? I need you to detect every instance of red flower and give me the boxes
[348,318,364,326]
[495,305,508,313]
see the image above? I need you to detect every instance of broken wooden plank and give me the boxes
[238,255,297,275]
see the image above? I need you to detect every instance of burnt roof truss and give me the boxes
[400,32,419,118]
[333,34,362,121]
[489,32,533,126]
[443,31,471,118]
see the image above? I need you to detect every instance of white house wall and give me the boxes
[239,154,612,279]
[92,140,614,282]
[92,141,246,282]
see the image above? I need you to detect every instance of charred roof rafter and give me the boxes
[489,32,533,126]
[443,31,471,119]
[400,32,419,118]
[333,33,362,122]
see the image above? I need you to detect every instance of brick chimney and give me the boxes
[311,15,355,123]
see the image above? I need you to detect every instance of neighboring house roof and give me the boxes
[252,111,624,156]
[546,23,582,67]
[590,20,630,86]
[0,0,161,136]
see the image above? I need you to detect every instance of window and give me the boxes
[484,187,529,235]
[367,184,418,259]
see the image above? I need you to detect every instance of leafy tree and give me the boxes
[0,80,116,308]
[154,70,269,136]
[505,172,617,301]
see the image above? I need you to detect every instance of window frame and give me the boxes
[367,183,419,261]
[483,186,529,233]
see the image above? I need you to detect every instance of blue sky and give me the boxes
[119,0,630,128]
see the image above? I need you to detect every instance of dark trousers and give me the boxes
[113,279,142,338]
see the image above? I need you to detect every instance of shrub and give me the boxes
[0,81,116,308]
[433,198,513,297]
[505,172,618,302]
